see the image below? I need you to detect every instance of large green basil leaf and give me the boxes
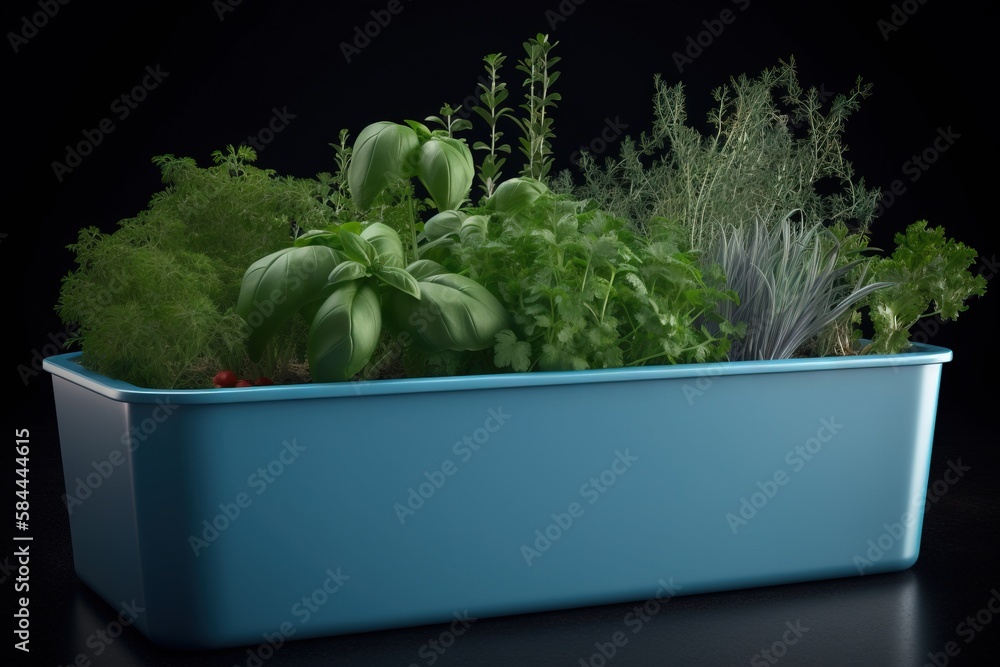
[294,222,362,249]
[308,281,382,382]
[386,269,510,351]
[417,136,474,212]
[348,122,420,210]
[459,214,489,244]
[374,265,421,299]
[339,228,379,266]
[423,210,465,241]
[362,222,405,269]
[484,177,548,216]
[237,245,341,359]
[405,259,449,281]
[328,260,370,286]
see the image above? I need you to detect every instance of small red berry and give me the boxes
[213,370,238,388]
[255,376,274,386]
[234,379,254,388]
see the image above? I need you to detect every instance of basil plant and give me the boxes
[236,119,508,383]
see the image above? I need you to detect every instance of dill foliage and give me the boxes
[57,146,337,388]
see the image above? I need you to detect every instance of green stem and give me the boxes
[407,194,418,265]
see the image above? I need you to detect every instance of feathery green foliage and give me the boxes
[57,146,336,387]
[566,58,878,251]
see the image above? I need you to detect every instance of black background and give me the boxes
[3,1,998,665]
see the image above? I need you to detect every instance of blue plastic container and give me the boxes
[44,344,951,649]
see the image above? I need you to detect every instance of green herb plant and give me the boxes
[57,146,336,388]
[514,33,561,182]
[710,211,889,360]
[236,121,510,383]
[862,221,987,354]
[472,53,515,197]
[558,58,985,358]
[565,58,878,252]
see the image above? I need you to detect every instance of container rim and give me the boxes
[41,342,953,405]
